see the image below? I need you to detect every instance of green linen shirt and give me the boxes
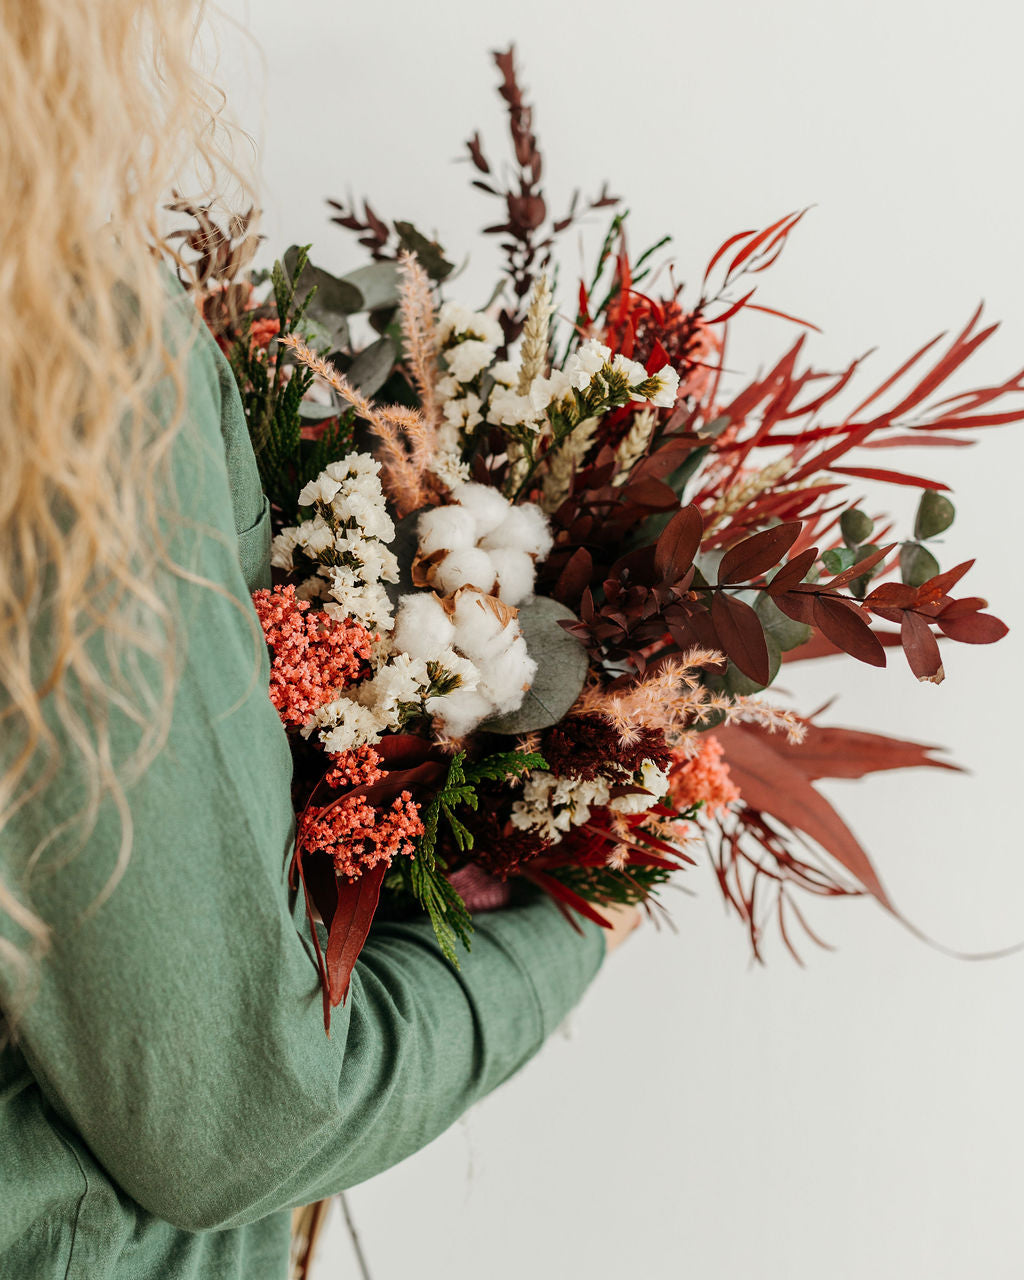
[0,292,605,1279]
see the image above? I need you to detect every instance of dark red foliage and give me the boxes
[542,714,672,781]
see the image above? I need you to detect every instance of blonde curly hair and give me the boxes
[0,0,254,995]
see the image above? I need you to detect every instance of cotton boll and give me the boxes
[487,548,536,605]
[449,591,510,659]
[479,503,553,559]
[477,640,536,714]
[417,505,479,556]
[392,593,455,660]
[450,483,510,536]
[433,547,498,596]
[427,687,494,738]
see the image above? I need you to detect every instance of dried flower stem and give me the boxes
[398,251,442,431]
[280,332,431,516]
[703,454,795,534]
[612,408,657,485]
[540,416,599,512]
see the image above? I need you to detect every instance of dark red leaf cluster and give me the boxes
[542,713,672,781]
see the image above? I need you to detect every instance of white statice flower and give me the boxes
[431,422,472,489]
[354,653,431,729]
[297,474,343,507]
[270,526,302,571]
[294,573,327,602]
[445,339,495,385]
[435,372,462,401]
[324,454,380,481]
[608,760,671,815]
[644,365,681,408]
[487,385,541,429]
[323,580,395,634]
[335,531,400,585]
[611,352,651,388]
[437,301,503,349]
[490,359,518,387]
[302,697,387,753]
[565,339,613,391]
[528,369,573,413]
[510,773,613,844]
[442,392,484,433]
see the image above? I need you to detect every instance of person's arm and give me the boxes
[0,318,607,1232]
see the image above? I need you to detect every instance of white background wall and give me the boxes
[211,4,1024,1277]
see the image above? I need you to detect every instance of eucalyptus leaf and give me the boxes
[822,546,860,575]
[283,244,365,314]
[347,336,397,397]
[722,631,782,695]
[755,592,812,651]
[481,597,589,735]
[848,543,882,599]
[840,507,874,548]
[914,489,955,540]
[382,508,425,608]
[340,262,403,312]
[900,541,940,587]
[297,402,341,423]
[394,221,454,281]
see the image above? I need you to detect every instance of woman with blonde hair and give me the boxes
[0,4,637,1276]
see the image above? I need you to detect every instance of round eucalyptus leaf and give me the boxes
[382,508,426,608]
[481,597,589,735]
[755,592,812,651]
[914,490,955,540]
[347,336,397,397]
[840,507,874,547]
[340,262,402,312]
[900,541,940,588]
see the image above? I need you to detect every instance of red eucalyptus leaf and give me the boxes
[828,464,951,491]
[655,504,703,581]
[767,546,819,595]
[325,861,390,1011]
[717,521,802,584]
[812,596,886,667]
[916,559,975,603]
[711,591,771,685]
[743,302,822,332]
[708,288,756,326]
[622,477,679,510]
[936,612,1009,644]
[703,227,756,283]
[783,628,906,662]
[713,723,894,909]
[865,581,919,610]
[554,546,594,604]
[933,595,988,619]
[745,719,959,781]
[524,869,613,930]
[900,611,944,682]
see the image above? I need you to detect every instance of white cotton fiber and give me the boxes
[451,483,510,537]
[477,640,536,713]
[450,592,510,659]
[479,503,553,558]
[488,548,536,606]
[433,547,498,596]
[427,687,495,738]
[417,505,479,556]
[392,593,455,660]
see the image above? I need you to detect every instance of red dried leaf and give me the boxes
[325,861,389,1010]
[711,591,771,685]
[819,543,894,591]
[900,611,944,682]
[813,596,886,667]
[743,302,822,332]
[524,869,613,930]
[655,504,703,581]
[745,719,959,781]
[708,288,756,326]
[828,464,951,491]
[555,546,594,604]
[865,581,919,610]
[767,546,818,595]
[936,612,1009,644]
[713,722,894,909]
[703,227,756,284]
[717,521,802,584]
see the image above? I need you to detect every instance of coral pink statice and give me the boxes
[252,584,375,727]
[668,735,739,816]
[300,791,424,881]
[324,744,385,791]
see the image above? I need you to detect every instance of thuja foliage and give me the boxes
[390,748,546,964]
[230,246,355,517]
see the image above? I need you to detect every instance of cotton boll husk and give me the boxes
[433,547,498,596]
[427,687,494,737]
[451,482,510,536]
[449,591,512,659]
[417,505,479,556]
[478,504,553,559]
[392,593,456,660]
[477,640,537,713]
[487,548,536,605]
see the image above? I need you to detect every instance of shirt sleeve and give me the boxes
[0,312,606,1233]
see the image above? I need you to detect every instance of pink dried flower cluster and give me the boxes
[324,745,385,791]
[249,316,281,350]
[252,584,375,727]
[668,735,740,817]
[300,791,424,881]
